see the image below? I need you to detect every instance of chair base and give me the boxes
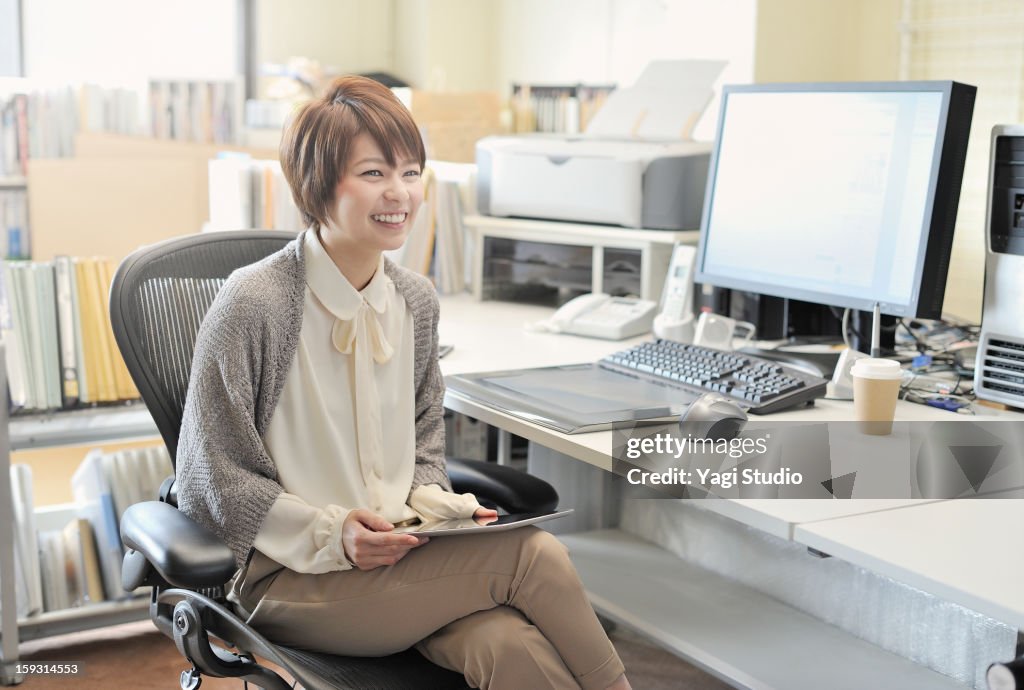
[157,589,468,690]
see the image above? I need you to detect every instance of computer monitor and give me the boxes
[695,81,976,320]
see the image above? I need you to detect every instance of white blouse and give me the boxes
[253,230,479,574]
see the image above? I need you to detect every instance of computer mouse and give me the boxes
[679,393,748,441]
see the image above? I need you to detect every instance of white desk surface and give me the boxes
[438,293,640,377]
[438,293,1024,624]
[795,499,1024,629]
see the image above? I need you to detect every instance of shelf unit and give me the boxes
[0,178,27,189]
[463,215,698,303]
[0,370,159,685]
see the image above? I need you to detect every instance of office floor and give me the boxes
[16,619,731,689]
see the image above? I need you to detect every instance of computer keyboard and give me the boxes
[600,340,829,414]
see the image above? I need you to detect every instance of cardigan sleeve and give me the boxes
[409,286,453,493]
[175,285,286,568]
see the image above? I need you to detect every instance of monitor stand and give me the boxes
[852,310,896,356]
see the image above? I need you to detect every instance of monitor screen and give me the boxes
[695,81,975,319]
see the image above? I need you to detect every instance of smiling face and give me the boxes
[320,132,424,264]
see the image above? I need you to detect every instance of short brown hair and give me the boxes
[279,75,426,230]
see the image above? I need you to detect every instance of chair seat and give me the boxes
[275,645,468,690]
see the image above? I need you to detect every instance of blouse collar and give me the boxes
[303,230,393,319]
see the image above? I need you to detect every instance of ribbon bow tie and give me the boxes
[331,299,392,487]
[331,300,394,364]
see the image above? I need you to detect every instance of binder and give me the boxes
[0,262,28,409]
[34,262,63,409]
[16,263,47,409]
[90,259,120,400]
[97,258,139,400]
[76,519,105,604]
[37,531,68,612]
[60,519,85,607]
[72,450,124,600]
[10,464,43,616]
[53,255,82,406]
[75,258,116,402]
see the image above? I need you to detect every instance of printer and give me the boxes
[476,60,725,231]
[476,136,711,230]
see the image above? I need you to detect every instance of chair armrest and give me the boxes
[447,458,559,513]
[121,501,237,588]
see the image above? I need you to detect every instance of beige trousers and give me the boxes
[230,527,624,690]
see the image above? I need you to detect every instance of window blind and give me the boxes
[900,0,1024,321]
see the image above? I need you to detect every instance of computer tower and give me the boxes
[975,125,1024,408]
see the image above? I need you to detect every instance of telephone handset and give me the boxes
[653,243,697,342]
[540,293,658,340]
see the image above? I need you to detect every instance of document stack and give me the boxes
[207,156,305,233]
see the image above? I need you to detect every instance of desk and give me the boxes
[795,498,1024,631]
[438,293,1021,689]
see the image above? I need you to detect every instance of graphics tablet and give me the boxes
[391,509,574,537]
[446,363,690,433]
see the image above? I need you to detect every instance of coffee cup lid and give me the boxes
[850,358,902,380]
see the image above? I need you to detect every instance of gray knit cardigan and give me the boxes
[176,231,451,567]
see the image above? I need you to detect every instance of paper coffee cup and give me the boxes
[850,358,902,435]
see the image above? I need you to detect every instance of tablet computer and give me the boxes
[391,509,574,537]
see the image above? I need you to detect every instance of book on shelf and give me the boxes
[34,263,64,409]
[37,530,69,612]
[510,83,616,135]
[207,156,304,232]
[1,97,18,177]
[9,464,43,617]
[0,255,139,412]
[71,450,124,602]
[96,258,138,401]
[70,446,172,602]
[77,258,116,403]
[430,171,472,295]
[0,189,30,259]
[75,517,105,605]
[34,517,104,612]
[53,255,82,406]
[57,521,83,609]
[77,84,142,137]
[13,446,172,617]
[150,78,241,145]
[0,262,28,409]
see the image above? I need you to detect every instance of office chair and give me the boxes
[109,230,560,690]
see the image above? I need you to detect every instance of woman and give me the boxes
[176,75,631,690]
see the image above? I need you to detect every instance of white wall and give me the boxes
[257,0,394,80]
[495,0,756,140]
[23,0,238,83]
[393,0,757,131]
[394,0,498,91]
[754,0,901,82]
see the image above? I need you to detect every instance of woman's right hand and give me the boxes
[341,509,428,571]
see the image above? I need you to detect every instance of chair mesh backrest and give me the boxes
[110,231,296,467]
